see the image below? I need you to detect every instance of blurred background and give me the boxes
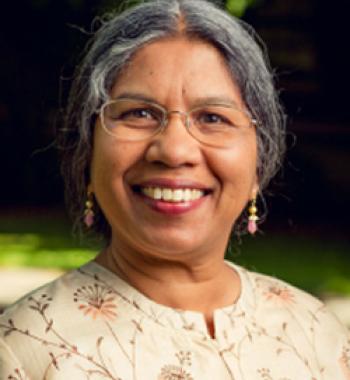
[0,0,349,322]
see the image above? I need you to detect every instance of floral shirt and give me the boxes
[0,260,349,380]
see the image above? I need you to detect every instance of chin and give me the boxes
[139,231,207,259]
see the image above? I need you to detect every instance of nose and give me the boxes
[144,111,202,168]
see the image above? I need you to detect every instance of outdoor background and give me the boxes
[0,0,349,311]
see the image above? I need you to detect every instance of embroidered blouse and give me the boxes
[0,260,349,380]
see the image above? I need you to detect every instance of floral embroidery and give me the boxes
[1,262,349,380]
[158,351,194,380]
[0,296,126,379]
[158,365,193,380]
[264,285,295,304]
[73,283,117,321]
[175,351,192,366]
[0,284,144,379]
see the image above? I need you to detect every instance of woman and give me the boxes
[1,0,349,379]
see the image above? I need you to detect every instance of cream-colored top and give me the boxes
[0,260,349,380]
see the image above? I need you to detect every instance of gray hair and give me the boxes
[59,0,286,242]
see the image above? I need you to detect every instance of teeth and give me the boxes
[163,189,173,201]
[140,187,205,202]
[154,187,162,200]
[173,189,183,201]
[184,189,192,201]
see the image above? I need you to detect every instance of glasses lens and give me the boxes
[101,99,163,140]
[189,105,254,147]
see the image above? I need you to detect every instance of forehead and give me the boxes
[110,37,244,107]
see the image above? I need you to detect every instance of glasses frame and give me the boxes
[99,97,257,147]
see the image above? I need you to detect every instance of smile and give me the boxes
[130,180,212,215]
[140,187,205,202]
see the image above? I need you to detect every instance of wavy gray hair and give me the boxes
[59,0,286,242]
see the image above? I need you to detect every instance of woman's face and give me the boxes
[91,37,258,259]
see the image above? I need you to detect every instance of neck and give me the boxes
[94,239,241,324]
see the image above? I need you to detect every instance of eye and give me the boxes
[120,108,156,120]
[197,112,231,125]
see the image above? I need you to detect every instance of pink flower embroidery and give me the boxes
[73,283,117,321]
[264,285,295,304]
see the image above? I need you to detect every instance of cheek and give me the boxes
[207,139,258,216]
[91,138,128,190]
[90,145,134,225]
[90,134,148,200]
[213,143,257,186]
[91,146,117,187]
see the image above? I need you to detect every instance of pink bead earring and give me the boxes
[84,191,95,228]
[248,198,259,235]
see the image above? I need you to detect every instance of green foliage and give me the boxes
[0,233,95,269]
[1,214,350,297]
[0,214,98,270]
[226,0,258,17]
[227,236,350,297]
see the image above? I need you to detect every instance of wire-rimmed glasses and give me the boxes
[99,97,256,148]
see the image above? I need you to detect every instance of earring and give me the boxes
[248,198,259,235]
[84,191,95,228]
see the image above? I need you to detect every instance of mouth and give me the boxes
[131,185,211,203]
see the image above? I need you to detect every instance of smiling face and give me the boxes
[90,37,258,261]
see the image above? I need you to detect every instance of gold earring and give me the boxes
[84,191,95,228]
[248,198,259,235]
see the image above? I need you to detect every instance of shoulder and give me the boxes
[0,261,121,378]
[245,267,325,311]
[238,264,350,369]
[0,268,74,378]
[241,265,348,331]
[0,263,89,323]
[0,265,84,343]
[225,262,350,378]
[0,264,93,348]
[0,261,114,333]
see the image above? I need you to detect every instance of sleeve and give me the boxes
[0,338,30,380]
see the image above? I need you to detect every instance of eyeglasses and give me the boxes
[99,97,257,148]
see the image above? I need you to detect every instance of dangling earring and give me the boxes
[84,191,95,228]
[248,198,259,235]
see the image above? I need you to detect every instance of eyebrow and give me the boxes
[114,92,160,105]
[113,92,241,108]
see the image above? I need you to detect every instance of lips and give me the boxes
[132,179,211,199]
[140,187,205,202]
[130,178,212,214]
